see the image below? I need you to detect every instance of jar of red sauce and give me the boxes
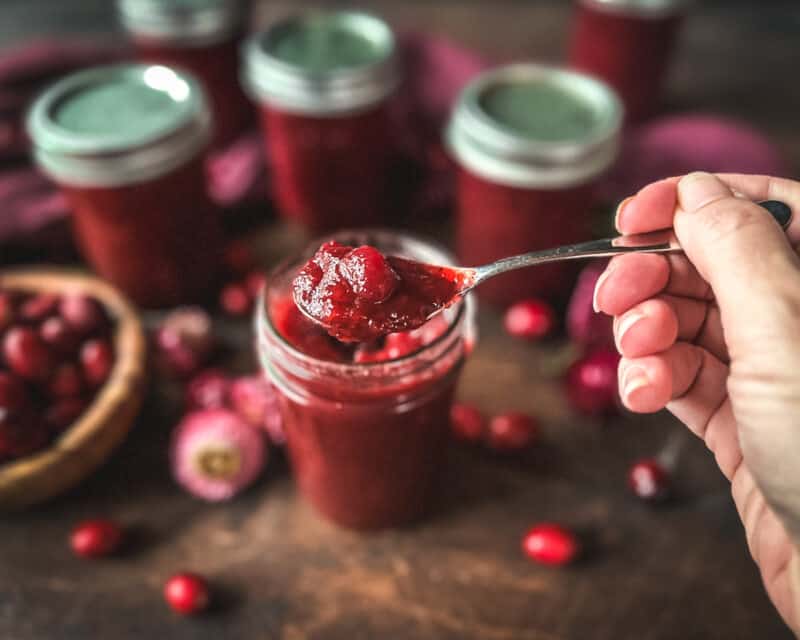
[242,12,401,233]
[27,64,221,308]
[446,64,622,307]
[257,230,476,530]
[117,0,252,149]
[568,0,687,123]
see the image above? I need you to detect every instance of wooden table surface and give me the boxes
[1,1,798,639]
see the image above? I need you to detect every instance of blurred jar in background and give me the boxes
[27,64,221,308]
[242,11,401,233]
[118,0,252,149]
[446,64,622,307]
[568,0,687,123]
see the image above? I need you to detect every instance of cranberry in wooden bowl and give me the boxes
[0,270,147,510]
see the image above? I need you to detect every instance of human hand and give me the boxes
[593,172,800,635]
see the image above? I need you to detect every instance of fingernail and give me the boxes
[677,171,730,211]
[621,365,650,402]
[592,264,614,313]
[614,196,634,230]
[615,309,645,351]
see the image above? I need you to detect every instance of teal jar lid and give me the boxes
[117,0,245,44]
[580,0,690,18]
[446,64,623,189]
[242,11,401,116]
[27,64,211,187]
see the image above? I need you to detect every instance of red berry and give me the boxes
[3,327,55,381]
[339,246,398,303]
[70,519,123,558]
[220,283,252,317]
[80,339,114,387]
[565,349,621,417]
[486,412,539,452]
[156,307,214,360]
[19,293,59,323]
[504,299,555,340]
[40,316,79,354]
[245,271,267,298]
[59,295,106,336]
[48,363,84,398]
[186,369,230,411]
[164,573,210,615]
[522,523,579,566]
[45,397,89,433]
[449,403,485,443]
[628,458,670,502]
[0,371,29,414]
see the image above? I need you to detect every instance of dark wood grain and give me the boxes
[0,1,798,639]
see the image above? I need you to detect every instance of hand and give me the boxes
[593,172,800,635]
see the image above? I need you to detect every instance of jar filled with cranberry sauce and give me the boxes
[27,64,221,308]
[257,230,477,530]
[446,64,622,307]
[242,11,401,233]
[117,0,252,148]
[568,0,687,123]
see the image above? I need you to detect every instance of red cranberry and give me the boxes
[3,327,55,381]
[628,458,670,502]
[339,246,399,303]
[164,573,210,615]
[80,339,114,387]
[522,524,579,566]
[59,294,106,336]
[155,308,215,378]
[223,240,256,276]
[449,403,485,443]
[486,412,539,452]
[40,316,79,355]
[46,397,89,433]
[0,371,29,414]
[566,349,621,417]
[245,271,267,298]
[48,364,84,398]
[504,299,555,340]
[19,293,59,323]
[220,283,252,317]
[186,370,230,411]
[70,519,123,558]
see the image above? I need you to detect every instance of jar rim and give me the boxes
[241,10,401,116]
[117,0,245,44]
[580,0,691,18]
[445,63,622,189]
[26,64,211,186]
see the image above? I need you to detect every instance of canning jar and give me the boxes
[446,63,622,307]
[118,0,252,148]
[568,0,687,123]
[242,11,401,233]
[257,230,476,530]
[27,64,221,307]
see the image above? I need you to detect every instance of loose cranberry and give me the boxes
[155,308,215,378]
[164,573,210,615]
[339,246,399,303]
[220,283,252,317]
[486,412,539,452]
[245,271,267,298]
[504,299,555,340]
[19,293,59,323]
[70,519,123,558]
[223,240,256,276]
[565,349,621,417]
[3,327,54,381]
[449,403,485,443]
[48,363,84,398]
[628,458,670,502]
[45,397,89,433]
[59,294,107,336]
[0,371,29,414]
[80,339,114,387]
[522,524,579,566]
[186,370,230,411]
[40,316,79,355]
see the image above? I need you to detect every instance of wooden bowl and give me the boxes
[0,269,147,510]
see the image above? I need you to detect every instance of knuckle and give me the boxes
[694,197,765,244]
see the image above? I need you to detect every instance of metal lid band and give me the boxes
[117,0,245,45]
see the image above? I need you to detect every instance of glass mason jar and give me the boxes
[568,0,687,123]
[27,64,222,308]
[446,63,622,307]
[242,11,401,233]
[257,230,477,530]
[117,0,253,149]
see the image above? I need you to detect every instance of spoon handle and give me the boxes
[473,200,792,284]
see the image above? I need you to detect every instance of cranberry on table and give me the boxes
[504,299,555,340]
[628,458,670,502]
[565,348,621,417]
[220,283,252,317]
[59,294,107,336]
[70,519,123,558]
[186,369,230,411]
[487,412,539,452]
[80,339,114,387]
[3,326,55,381]
[164,572,210,615]
[522,523,579,566]
[449,403,485,443]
